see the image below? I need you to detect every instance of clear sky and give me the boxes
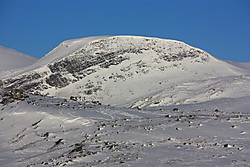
[0,0,250,62]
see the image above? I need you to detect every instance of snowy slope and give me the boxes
[0,95,250,167]
[0,46,37,72]
[0,37,109,79]
[0,36,249,108]
[226,61,250,72]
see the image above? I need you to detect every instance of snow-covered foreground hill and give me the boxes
[0,46,37,72]
[0,95,250,167]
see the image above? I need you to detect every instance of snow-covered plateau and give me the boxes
[0,36,250,166]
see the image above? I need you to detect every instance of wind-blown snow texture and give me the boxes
[0,96,250,167]
[0,36,250,167]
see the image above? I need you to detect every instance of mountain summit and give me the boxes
[0,36,249,107]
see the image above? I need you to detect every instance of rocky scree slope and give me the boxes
[0,36,249,108]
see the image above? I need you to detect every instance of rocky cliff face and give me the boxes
[0,36,247,107]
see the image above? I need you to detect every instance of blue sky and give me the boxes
[0,0,250,62]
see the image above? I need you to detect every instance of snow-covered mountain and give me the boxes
[0,36,249,108]
[227,61,250,72]
[1,36,250,167]
[0,46,37,72]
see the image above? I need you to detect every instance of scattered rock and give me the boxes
[231,125,237,128]
[223,144,233,148]
[240,131,247,134]
[173,108,179,112]
[11,89,25,100]
[55,139,63,145]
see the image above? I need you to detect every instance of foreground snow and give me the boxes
[0,95,250,167]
